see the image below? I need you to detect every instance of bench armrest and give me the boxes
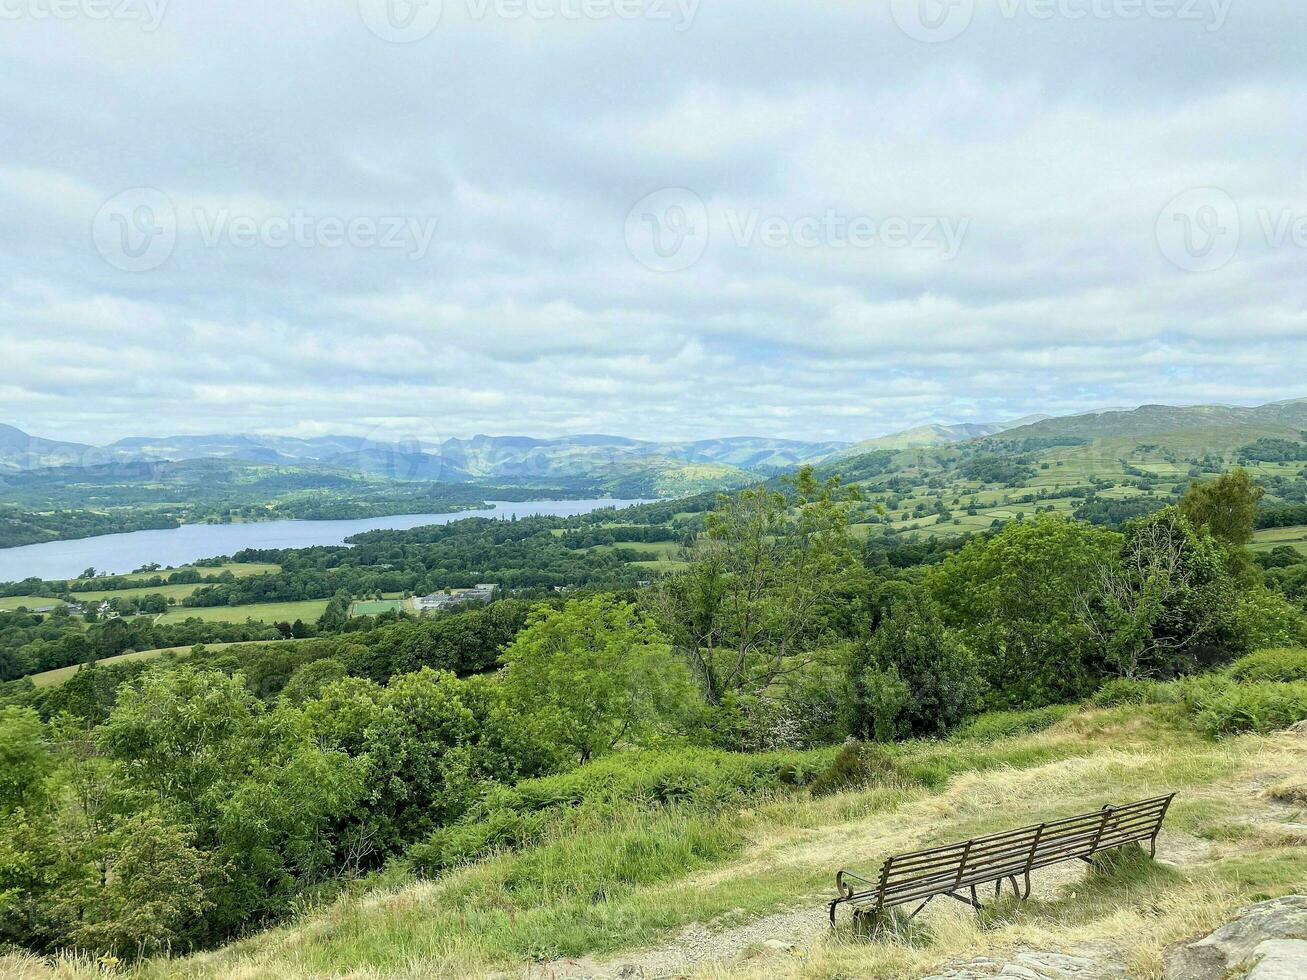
[835,868,878,900]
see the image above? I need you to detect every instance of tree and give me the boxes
[56,814,210,959]
[928,514,1120,708]
[502,597,692,764]
[1180,468,1264,545]
[849,586,982,740]
[651,468,860,710]
[1084,507,1242,678]
[281,658,348,704]
[0,708,53,815]
[316,593,351,633]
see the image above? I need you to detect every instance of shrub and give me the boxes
[1225,648,1307,684]
[1191,681,1307,736]
[953,704,1075,742]
[808,741,922,798]
[1089,678,1177,707]
[407,746,834,875]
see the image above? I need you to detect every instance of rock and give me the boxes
[1164,896,1307,980]
[614,966,643,978]
[1289,720,1307,736]
[1248,940,1307,980]
[919,942,1125,978]
[761,938,796,952]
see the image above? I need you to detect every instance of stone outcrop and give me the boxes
[1163,896,1307,979]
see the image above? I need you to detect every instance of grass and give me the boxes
[156,599,328,625]
[0,595,65,612]
[1251,525,1307,555]
[20,703,1307,979]
[350,599,405,617]
[26,640,298,688]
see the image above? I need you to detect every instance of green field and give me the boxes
[70,582,211,603]
[1251,525,1307,554]
[158,599,328,625]
[28,639,301,688]
[350,599,405,616]
[108,562,281,582]
[0,595,66,612]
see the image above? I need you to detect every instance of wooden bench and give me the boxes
[829,793,1175,929]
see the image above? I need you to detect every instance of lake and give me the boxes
[0,499,651,582]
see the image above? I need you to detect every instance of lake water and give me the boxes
[0,499,651,583]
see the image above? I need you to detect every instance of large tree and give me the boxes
[502,596,692,764]
[1180,468,1264,545]
[1083,507,1243,678]
[927,514,1120,708]
[650,468,861,712]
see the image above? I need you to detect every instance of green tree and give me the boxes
[651,468,860,709]
[56,813,210,959]
[850,586,982,740]
[281,658,348,704]
[1180,468,1264,545]
[0,708,53,815]
[503,597,693,764]
[1085,507,1242,678]
[928,514,1120,708]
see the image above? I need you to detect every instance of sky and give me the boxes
[1,0,1305,445]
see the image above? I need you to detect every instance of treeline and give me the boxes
[0,505,183,549]
[1258,503,1307,529]
[0,608,279,681]
[182,517,647,608]
[1238,437,1307,463]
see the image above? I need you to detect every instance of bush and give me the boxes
[1089,678,1177,707]
[808,741,922,798]
[1191,680,1307,736]
[953,705,1075,741]
[407,746,834,875]
[1225,648,1307,684]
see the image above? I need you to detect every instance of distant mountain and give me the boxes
[994,401,1307,446]
[840,415,1052,454]
[0,427,850,496]
[0,424,99,471]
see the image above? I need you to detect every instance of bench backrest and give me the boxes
[837,794,1173,913]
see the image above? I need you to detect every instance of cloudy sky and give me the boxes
[2,0,1305,445]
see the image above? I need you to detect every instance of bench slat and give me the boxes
[830,794,1174,924]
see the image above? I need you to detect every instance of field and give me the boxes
[106,562,281,583]
[1252,525,1307,555]
[18,703,1305,979]
[0,595,65,612]
[157,599,328,625]
[350,599,406,616]
[0,564,282,607]
[26,639,300,688]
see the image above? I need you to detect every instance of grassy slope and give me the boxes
[1252,525,1307,555]
[25,640,299,688]
[156,599,328,625]
[20,705,1306,979]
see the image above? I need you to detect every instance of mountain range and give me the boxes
[3,398,1305,492]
